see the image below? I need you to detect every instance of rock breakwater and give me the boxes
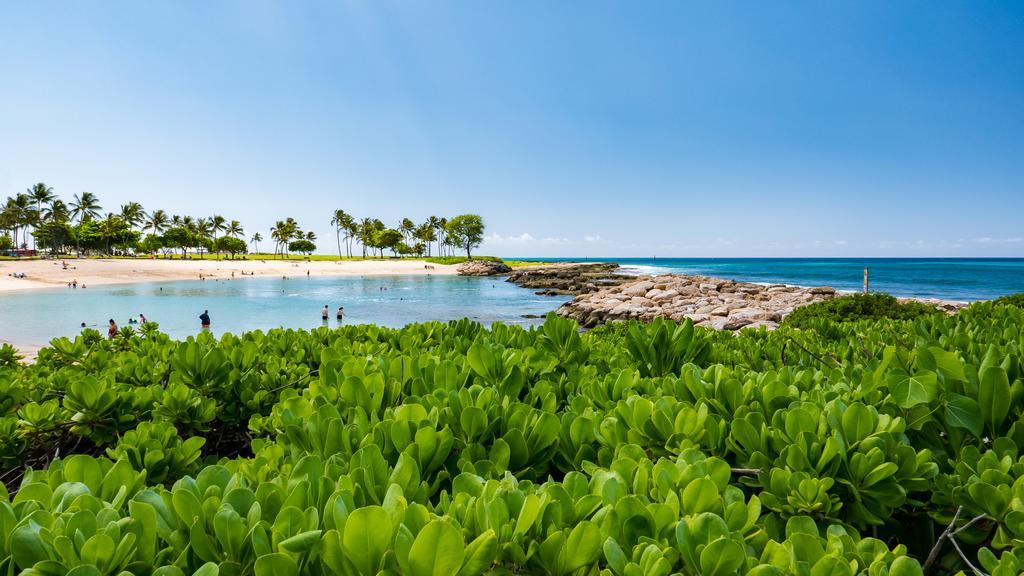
[556,274,840,329]
[506,262,634,295]
[557,274,971,329]
[456,260,513,276]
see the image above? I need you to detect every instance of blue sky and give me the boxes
[2,2,1022,257]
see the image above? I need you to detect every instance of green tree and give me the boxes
[226,220,244,238]
[138,234,165,256]
[376,228,404,257]
[445,214,485,260]
[162,227,194,258]
[119,202,145,231]
[28,183,54,250]
[331,209,355,258]
[250,232,263,253]
[288,238,316,255]
[415,222,437,256]
[145,209,169,236]
[70,192,101,254]
[215,236,247,259]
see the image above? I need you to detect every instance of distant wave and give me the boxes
[618,264,671,275]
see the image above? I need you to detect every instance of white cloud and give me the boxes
[541,237,571,245]
[969,236,1023,244]
[584,234,601,243]
[483,232,535,244]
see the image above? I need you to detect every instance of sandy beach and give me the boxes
[0,257,457,293]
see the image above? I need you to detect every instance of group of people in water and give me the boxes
[103,313,147,339]
[322,305,345,321]
[95,305,346,341]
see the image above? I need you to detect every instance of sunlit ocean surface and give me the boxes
[522,258,1024,301]
[0,275,569,347]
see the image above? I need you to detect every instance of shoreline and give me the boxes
[0,257,458,293]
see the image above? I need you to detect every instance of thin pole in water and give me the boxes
[863,267,870,294]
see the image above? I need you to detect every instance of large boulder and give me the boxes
[456,260,512,276]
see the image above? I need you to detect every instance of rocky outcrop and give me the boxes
[456,260,512,276]
[557,274,971,330]
[506,262,634,295]
[556,274,840,329]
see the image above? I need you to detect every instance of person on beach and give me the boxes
[199,310,211,329]
[108,319,118,339]
[321,305,329,321]
[72,279,77,288]
[336,306,345,321]
[140,313,146,324]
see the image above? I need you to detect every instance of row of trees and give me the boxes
[3,183,485,259]
[1,185,260,258]
[330,211,485,259]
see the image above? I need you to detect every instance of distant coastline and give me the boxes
[0,257,458,293]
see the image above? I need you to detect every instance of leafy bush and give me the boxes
[993,292,1024,308]
[3,307,1024,574]
[784,292,939,328]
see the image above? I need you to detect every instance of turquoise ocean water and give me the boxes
[526,258,1024,301]
[1,258,1021,347]
[0,275,569,347]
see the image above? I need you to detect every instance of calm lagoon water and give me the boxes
[522,258,1024,301]
[0,275,569,347]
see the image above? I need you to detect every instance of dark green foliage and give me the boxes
[993,293,1024,308]
[784,293,939,328]
[6,307,1024,574]
[623,317,711,376]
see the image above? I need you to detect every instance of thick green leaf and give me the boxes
[342,506,393,576]
[889,372,938,409]
[944,393,983,436]
[407,520,464,576]
[253,554,297,576]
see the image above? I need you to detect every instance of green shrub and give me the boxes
[993,293,1024,308]
[784,292,939,328]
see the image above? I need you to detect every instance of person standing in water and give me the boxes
[321,305,329,321]
[199,310,211,329]
[108,319,118,339]
[336,306,345,322]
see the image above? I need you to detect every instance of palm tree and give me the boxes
[145,210,169,236]
[2,195,32,250]
[226,220,244,238]
[331,209,351,259]
[436,217,448,257]
[119,202,145,231]
[70,192,102,224]
[210,215,226,241]
[43,199,70,224]
[100,213,123,255]
[416,221,438,256]
[28,183,54,250]
[41,199,71,253]
[69,192,101,253]
[250,232,263,253]
[194,218,213,258]
[400,218,415,244]
[170,214,183,228]
[358,217,375,257]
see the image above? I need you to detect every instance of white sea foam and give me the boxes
[619,265,670,275]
